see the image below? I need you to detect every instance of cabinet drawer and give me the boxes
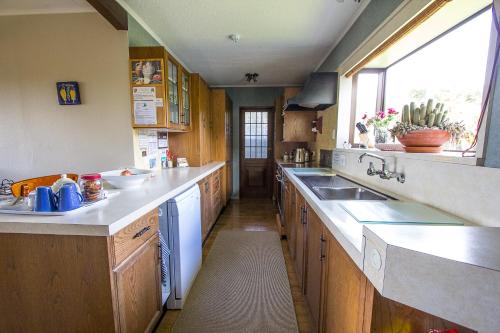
[112,209,159,266]
[212,170,221,192]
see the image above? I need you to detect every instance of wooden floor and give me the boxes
[155,198,313,333]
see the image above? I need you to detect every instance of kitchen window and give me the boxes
[350,7,492,150]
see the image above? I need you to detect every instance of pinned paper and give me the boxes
[132,86,156,100]
[134,100,157,125]
[155,98,164,107]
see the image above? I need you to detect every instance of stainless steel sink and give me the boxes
[311,186,388,201]
[297,175,392,201]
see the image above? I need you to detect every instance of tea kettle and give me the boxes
[294,148,306,163]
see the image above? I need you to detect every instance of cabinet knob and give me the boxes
[370,249,382,271]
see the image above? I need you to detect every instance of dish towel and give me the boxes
[158,230,171,287]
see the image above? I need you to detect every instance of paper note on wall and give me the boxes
[132,87,156,100]
[134,100,157,125]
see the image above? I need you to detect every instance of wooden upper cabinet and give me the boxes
[168,74,211,166]
[282,111,317,142]
[210,89,233,205]
[129,47,191,131]
[280,87,316,142]
[180,69,191,129]
[166,57,181,129]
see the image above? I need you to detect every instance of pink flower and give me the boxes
[387,108,398,115]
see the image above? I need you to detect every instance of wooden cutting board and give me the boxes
[340,201,464,225]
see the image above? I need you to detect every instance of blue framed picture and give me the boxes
[57,81,81,105]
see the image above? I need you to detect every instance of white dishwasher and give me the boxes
[159,184,202,309]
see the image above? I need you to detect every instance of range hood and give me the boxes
[284,72,338,111]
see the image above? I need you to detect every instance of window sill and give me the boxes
[334,148,480,166]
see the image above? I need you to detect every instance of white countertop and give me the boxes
[283,168,365,269]
[282,165,500,332]
[0,162,225,236]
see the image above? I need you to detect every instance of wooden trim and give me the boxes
[87,0,128,30]
[345,0,452,77]
[349,73,359,144]
[349,69,386,143]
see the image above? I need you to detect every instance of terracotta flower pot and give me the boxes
[397,129,451,153]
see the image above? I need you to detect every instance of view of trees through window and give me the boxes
[353,9,492,150]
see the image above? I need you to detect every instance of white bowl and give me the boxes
[100,169,152,189]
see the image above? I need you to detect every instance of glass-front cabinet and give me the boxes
[167,58,180,128]
[166,57,191,131]
[181,69,190,128]
[129,47,191,131]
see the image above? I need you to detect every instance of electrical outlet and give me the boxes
[331,129,336,139]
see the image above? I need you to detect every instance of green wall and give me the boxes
[128,14,160,47]
[318,0,404,71]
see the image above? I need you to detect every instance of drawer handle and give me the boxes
[133,226,151,239]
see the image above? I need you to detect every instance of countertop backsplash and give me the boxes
[332,149,500,227]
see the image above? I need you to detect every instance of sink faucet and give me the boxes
[358,153,405,183]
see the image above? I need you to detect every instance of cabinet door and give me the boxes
[114,235,161,333]
[294,192,307,291]
[286,183,297,260]
[167,58,181,127]
[199,179,211,241]
[304,208,325,332]
[180,69,191,129]
[226,162,233,204]
[283,176,290,232]
[282,111,317,142]
[322,230,369,333]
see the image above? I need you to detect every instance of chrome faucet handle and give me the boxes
[397,174,405,183]
[367,162,376,176]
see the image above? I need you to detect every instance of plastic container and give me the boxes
[79,173,104,202]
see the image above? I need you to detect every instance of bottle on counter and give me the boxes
[283,152,289,162]
[79,173,104,202]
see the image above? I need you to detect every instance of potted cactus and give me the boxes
[389,99,465,153]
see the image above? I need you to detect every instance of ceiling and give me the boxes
[119,0,367,86]
[0,0,94,15]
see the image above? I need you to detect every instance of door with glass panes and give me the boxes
[239,108,274,197]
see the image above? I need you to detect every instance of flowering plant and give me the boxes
[362,108,399,129]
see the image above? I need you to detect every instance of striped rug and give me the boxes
[172,230,298,333]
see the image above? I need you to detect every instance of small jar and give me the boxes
[79,173,104,202]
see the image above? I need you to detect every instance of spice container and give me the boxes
[79,174,103,202]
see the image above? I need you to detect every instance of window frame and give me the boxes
[349,68,386,144]
[349,5,492,149]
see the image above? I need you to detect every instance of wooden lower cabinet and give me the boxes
[294,190,307,291]
[114,235,162,333]
[286,190,476,333]
[198,167,224,242]
[0,209,162,333]
[304,208,326,332]
[322,229,369,333]
[284,180,297,259]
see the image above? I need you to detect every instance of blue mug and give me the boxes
[56,183,83,212]
[35,186,57,212]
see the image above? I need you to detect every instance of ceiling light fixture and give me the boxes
[245,73,259,83]
[228,34,240,43]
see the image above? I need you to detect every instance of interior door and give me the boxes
[239,108,274,197]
